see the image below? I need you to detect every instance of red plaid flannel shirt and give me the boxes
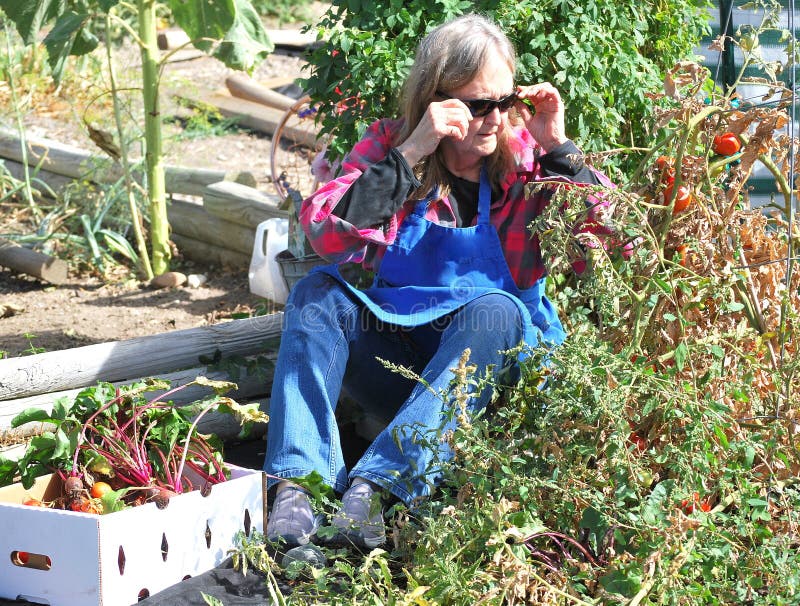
[301,118,614,290]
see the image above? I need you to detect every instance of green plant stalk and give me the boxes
[138,0,171,275]
[105,11,154,280]
[3,23,40,220]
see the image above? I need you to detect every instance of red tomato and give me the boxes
[713,132,741,156]
[628,431,647,452]
[655,156,676,182]
[664,183,692,214]
[680,492,700,514]
[681,492,712,514]
[90,481,112,499]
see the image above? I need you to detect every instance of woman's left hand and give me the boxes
[515,83,568,153]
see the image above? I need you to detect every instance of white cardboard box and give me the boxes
[0,465,264,606]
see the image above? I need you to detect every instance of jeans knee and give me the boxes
[282,271,359,334]
[455,294,523,344]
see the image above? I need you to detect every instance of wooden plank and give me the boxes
[258,76,301,90]
[203,181,287,228]
[0,313,283,400]
[188,90,319,147]
[157,27,319,51]
[157,28,191,50]
[168,198,256,255]
[0,128,257,197]
[225,74,296,111]
[266,29,320,49]
[0,238,69,284]
[171,233,251,269]
[0,360,275,433]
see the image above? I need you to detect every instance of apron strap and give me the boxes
[413,186,440,216]
[478,164,491,225]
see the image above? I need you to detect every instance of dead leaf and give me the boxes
[0,302,24,318]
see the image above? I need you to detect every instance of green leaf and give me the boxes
[674,342,689,371]
[0,0,66,45]
[168,0,234,48]
[202,594,225,606]
[194,376,238,395]
[214,0,274,71]
[43,11,98,84]
[651,275,672,294]
[713,425,729,449]
[599,566,642,597]
[99,229,139,263]
[217,400,270,426]
[101,487,131,514]
[51,427,76,460]
[86,452,114,477]
[0,456,20,488]
[169,0,273,72]
[11,407,57,428]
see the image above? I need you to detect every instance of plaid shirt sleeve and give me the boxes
[300,118,410,264]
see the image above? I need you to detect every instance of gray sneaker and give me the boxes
[330,481,386,549]
[266,486,319,546]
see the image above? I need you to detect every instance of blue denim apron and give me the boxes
[313,166,566,351]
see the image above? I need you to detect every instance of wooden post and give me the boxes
[0,238,69,284]
[225,74,297,111]
[168,198,257,255]
[0,128,257,197]
[0,312,283,400]
[185,91,319,147]
[203,181,287,228]
[171,233,251,268]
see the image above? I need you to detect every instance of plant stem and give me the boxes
[3,23,41,220]
[105,11,154,280]
[137,0,171,275]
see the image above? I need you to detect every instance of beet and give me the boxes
[147,487,177,509]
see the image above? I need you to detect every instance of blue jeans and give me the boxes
[263,271,524,505]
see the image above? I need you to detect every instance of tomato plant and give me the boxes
[712,132,741,156]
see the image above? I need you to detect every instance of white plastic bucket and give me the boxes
[248,218,289,304]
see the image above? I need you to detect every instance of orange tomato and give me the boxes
[675,244,689,267]
[90,481,113,499]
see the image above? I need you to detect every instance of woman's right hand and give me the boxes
[396,99,472,166]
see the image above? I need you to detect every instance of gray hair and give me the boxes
[396,14,518,198]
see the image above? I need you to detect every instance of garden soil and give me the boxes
[0,37,313,358]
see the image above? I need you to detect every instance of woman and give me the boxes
[263,13,610,550]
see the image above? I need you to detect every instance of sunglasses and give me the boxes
[435,90,518,117]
